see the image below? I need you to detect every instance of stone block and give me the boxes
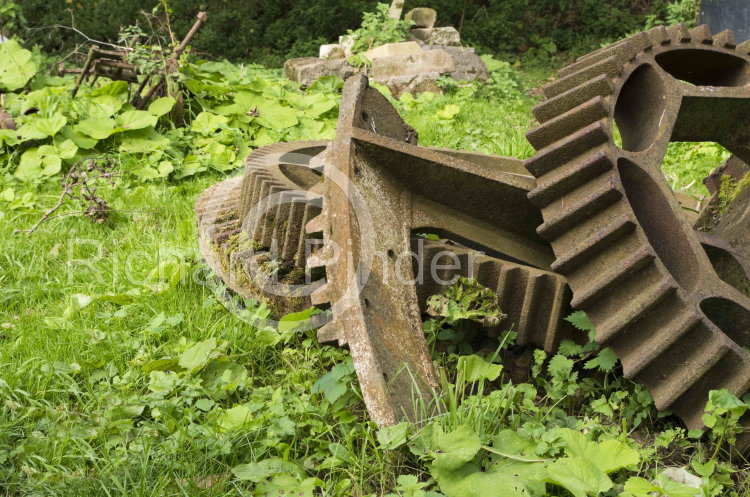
[320,43,345,59]
[284,57,357,87]
[382,74,443,99]
[422,45,489,81]
[369,49,454,80]
[411,27,461,46]
[405,8,437,28]
[365,41,422,61]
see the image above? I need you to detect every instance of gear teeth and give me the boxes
[536,179,622,241]
[649,336,729,410]
[713,29,736,48]
[737,39,750,55]
[296,203,321,264]
[310,284,335,306]
[645,25,670,46]
[667,23,691,43]
[620,310,702,379]
[525,121,609,177]
[690,24,713,44]
[543,56,621,99]
[526,97,609,150]
[550,214,636,273]
[570,245,655,308]
[306,243,333,269]
[281,198,307,262]
[317,321,344,345]
[529,151,614,207]
[533,75,615,123]
[596,279,676,343]
[305,213,327,234]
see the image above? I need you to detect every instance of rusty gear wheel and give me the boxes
[526,24,750,429]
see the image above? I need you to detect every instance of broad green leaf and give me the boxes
[119,127,170,153]
[117,110,158,131]
[86,95,124,118]
[311,359,355,404]
[377,422,410,450]
[299,93,337,118]
[431,425,481,471]
[218,404,255,432]
[60,125,99,149]
[278,307,318,333]
[148,96,176,117]
[89,80,129,96]
[178,337,218,371]
[457,355,502,382]
[252,474,319,497]
[555,428,640,474]
[0,40,37,91]
[231,458,303,482]
[191,111,228,136]
[256,101,299,129]
[19,114,67,140]
[548,355,574,378]
[148,370,179,395]
[54,139,78,159]
[432,463,529,497]
[15,147,61,180]
[75,118,117,140]
[544,457,612,497]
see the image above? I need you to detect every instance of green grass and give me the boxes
[1,60,748,497]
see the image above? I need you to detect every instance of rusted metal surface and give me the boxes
[196,75,574,426]
[526,24,750,430]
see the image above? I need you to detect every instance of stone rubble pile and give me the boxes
[284,7,488,98]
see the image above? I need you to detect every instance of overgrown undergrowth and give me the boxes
[1,34,747,497]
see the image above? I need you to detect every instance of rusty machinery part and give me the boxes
[525,24,750,430]
[299,74,574,426]
[198,137,570,346]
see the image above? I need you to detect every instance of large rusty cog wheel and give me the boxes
[525,24,750,429]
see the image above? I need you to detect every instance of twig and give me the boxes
[26,25,130,51]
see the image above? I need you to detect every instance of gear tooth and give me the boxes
[526,96,609,150]
[649,336,729,410]
[280,198,306,262]
[737,39,750,55]
[713,29,736,48]
[310,284,334,305]
[525,120,609,178]
[536,180,622,241]
[317,321,345,345]
[645,25,670,47]
[529,151,614,207]
[569,246,654,308]
[550,214,636,273]
[667,23,692,44]
[596,279,676,344]
[532,75,614,123]
[689,24,713,44]
[621,310,702,379]
[296,203,321,263]
[306,244,332,269]
[543,56,621,98]
[309,181,326,195]
[260,185,286,248]
[305,213,327,234]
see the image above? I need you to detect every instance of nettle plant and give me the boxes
[345,2,415,67]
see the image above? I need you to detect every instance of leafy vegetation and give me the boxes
[2,5,750,495]
[345,3,415,67]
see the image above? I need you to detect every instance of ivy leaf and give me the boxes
[430,425,481,471]
[0,40,37,91]
[231,458,303,482]
[457,355,503,382]
[148,96,176,117]
[178,337,218,371]
[544,457,612,497]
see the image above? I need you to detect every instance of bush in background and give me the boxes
[9,0,689,66]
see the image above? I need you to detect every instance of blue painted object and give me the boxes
[700,0,750,44]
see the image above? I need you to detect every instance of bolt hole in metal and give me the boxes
[655,49,750,87]
[617,158,700,291]
[361,111,370,123]
[614,64,667,152]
